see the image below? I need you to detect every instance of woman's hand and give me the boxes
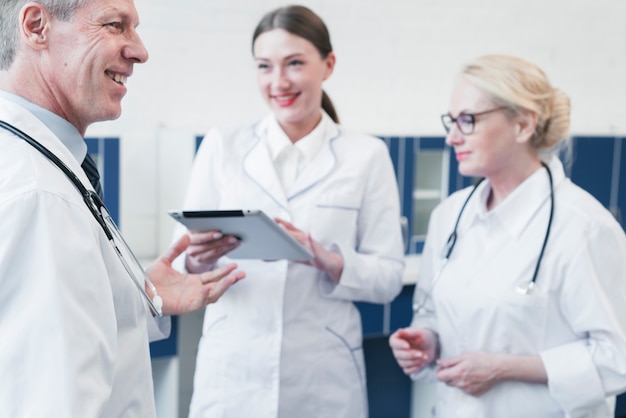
[185,230,241,274]
[436,352,547,397]
[274,218,344,283]
[436,352,502,397]
[147,234,245,315]
[389,327,439,375]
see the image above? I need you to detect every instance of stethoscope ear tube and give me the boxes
[413,162,554,313]
[0,120,117,242]
[0,119,163,317]
[529,161,554,287]
[444,163,554,290]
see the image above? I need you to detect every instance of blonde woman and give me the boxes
[390,54,626,417]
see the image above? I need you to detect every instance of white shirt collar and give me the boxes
[470,156,566,239]
[0,90,86,163]
[266,111,329,166]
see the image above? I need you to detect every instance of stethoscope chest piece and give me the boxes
[516,280,540,295]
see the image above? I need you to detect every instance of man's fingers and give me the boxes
[199,263,238,284]
[161,234,191,264]
[203,271,246,304]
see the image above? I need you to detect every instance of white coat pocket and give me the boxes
[314,195,361,247]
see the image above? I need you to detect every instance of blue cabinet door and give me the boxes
[568,136,615,210]
[85,137,120,224]
[616,137,625,230]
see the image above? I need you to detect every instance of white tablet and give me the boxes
[168,209,313,261]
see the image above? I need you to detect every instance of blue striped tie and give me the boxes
[81,153,104,199]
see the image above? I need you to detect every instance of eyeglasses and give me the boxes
[85,191,163,317]
[441,107,504,135]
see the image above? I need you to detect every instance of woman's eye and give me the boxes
[288,60,304,67]
[459,115,473,126]
[257,63,269,70]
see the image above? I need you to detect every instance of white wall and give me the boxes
[85,0,626,257]
[85,0,626,258]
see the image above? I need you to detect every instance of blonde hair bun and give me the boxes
[462,54,571,150]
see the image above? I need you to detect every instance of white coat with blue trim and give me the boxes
[185,113,405,418]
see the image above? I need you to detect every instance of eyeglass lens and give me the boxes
[441,114,474,135]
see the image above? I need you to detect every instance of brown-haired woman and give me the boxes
[180,5,405,417]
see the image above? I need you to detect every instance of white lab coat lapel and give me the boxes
[243,119,289,210]
[287,119,339,201]
[242,116,341,207]
[0,97,91,193]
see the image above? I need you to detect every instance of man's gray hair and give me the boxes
[0,0,88,70]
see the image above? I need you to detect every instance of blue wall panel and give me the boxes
[380,136,402,183]
[355,302,385,337]
[389,284,415,333]
[364,336,412,418]
[617,137,625,229]
[102,137,120,225]
[85,137,120,225]
[569,136,614,209]
[149,316,179,358]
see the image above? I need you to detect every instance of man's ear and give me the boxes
[515,110,539,144]
[20,3,50,49]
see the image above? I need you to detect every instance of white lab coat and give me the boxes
[411,156,626,417]
[0,97,169,417]
[183,114,405,418]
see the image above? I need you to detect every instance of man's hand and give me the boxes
[146,234,245,315]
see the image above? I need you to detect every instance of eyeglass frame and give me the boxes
[441,107,505,135]
[0,119,163,317]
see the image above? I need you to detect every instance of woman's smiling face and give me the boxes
[253,28,335,141]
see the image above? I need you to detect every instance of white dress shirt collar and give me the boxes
[470,156,566,239]
[266,111,330,167]
[0,89,86,163]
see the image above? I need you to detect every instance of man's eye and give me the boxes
[105,22,123,31]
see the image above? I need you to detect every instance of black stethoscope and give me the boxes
[413,161,554,313]
[0,120,163,317]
